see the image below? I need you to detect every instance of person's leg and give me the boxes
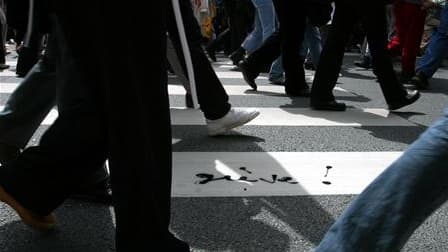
[53,2,189,250]
[167,0,231,120]
[239,31,282,89]
[272,0,308,95]
[0,5,7,68]
[304,21,322,68]
[205,27,230,61]
[253,0,277,42]
[315,107,448,252]
[311,0,356,109]
[241,9,263,53]
[387,1,405,56]
[416,5,448,79]
[0,60,56,152]
[400,3,426,77]
[0,34,58,163]
[362,1,418,109]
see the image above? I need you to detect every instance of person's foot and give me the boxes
[0,185,56,231]
[285,85,311,97]
[185,93,194,108]
[398,71,415,84]
[310,100,347,111]
[0,143,21,165]
[238,60,258,90]
[304,60,315,70]
[206,47,217,62]
[410,72,429,90]
[206,108,260,136]
[354,56,372,69]
[0,63,10,70]
[70,177,113,205]
[229,47,246,65]
[269,76,285,85]
[387,89,420,111]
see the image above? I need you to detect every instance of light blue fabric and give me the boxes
[417,5,448,78]
[242,0,277,53]
[315,107,448,251]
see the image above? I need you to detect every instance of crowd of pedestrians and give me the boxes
[0,0,447,251]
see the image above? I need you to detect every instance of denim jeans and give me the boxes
[242,0,277,53]
[416,5,448,79]
[315,107,448,251]
[270,21,322,80]
[300,22,323,67]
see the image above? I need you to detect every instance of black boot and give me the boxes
[229,47,246,65]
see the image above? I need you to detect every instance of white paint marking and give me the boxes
[172,152,403,197]
[170,107,414,126]
[0,106,413,127]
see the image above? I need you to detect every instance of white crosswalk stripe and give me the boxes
[0,56,416,198]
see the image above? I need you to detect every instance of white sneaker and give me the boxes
[206,108,260,136]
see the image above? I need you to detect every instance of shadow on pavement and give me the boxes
[0,201,115,252]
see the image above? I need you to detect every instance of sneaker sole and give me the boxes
[208,111,260,136]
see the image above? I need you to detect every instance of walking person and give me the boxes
[310,0,420,111]
[0,0,9,69]
[315,105,448,251]
[167,0,260,136]
[412,1,448,89]
[0,1,190,250]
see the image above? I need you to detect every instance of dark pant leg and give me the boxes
[167,0,230,120]
[245,31,282,74]
[54,2,187,250]
[0,17,109,215]
[207,28,230,53]
[0,58,56,148]
[16,33,43,77]
[362,1,407,104]
[272,0,307,89]
[0,15,5,64]
[224,0,253,52]
[311,0,357,102]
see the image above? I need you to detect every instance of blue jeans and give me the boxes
[242,0,277,53]
[416,5,448,79]
[270,21,322,80]
[300,22,323,67]
[315,107,448,251]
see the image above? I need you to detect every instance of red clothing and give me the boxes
[388,1,426,74]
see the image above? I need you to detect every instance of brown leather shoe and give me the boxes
[0,185,56,231]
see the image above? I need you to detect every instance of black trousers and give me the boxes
[272,0,308,89]
[0,2,187,251]
[245,31,281,75]
[311,0,407,104]
[223,0,254,53]
[167,0,230,120]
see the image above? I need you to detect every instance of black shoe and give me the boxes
[185,93,194,108]
[310,100,346,111]
[285,86,311,97]
[0,143,21,165]
[229,47,246,65]
[398,71,415,84]
[205,47,217,62]
[387,89,420,111]
[71,177,113,205]
[0,63,10,70]
[238,60,258,90]
[410,72,429,90]
[354,56,372,69]
[304,60,315,70]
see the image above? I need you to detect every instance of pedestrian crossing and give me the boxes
[0,56,417,198]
